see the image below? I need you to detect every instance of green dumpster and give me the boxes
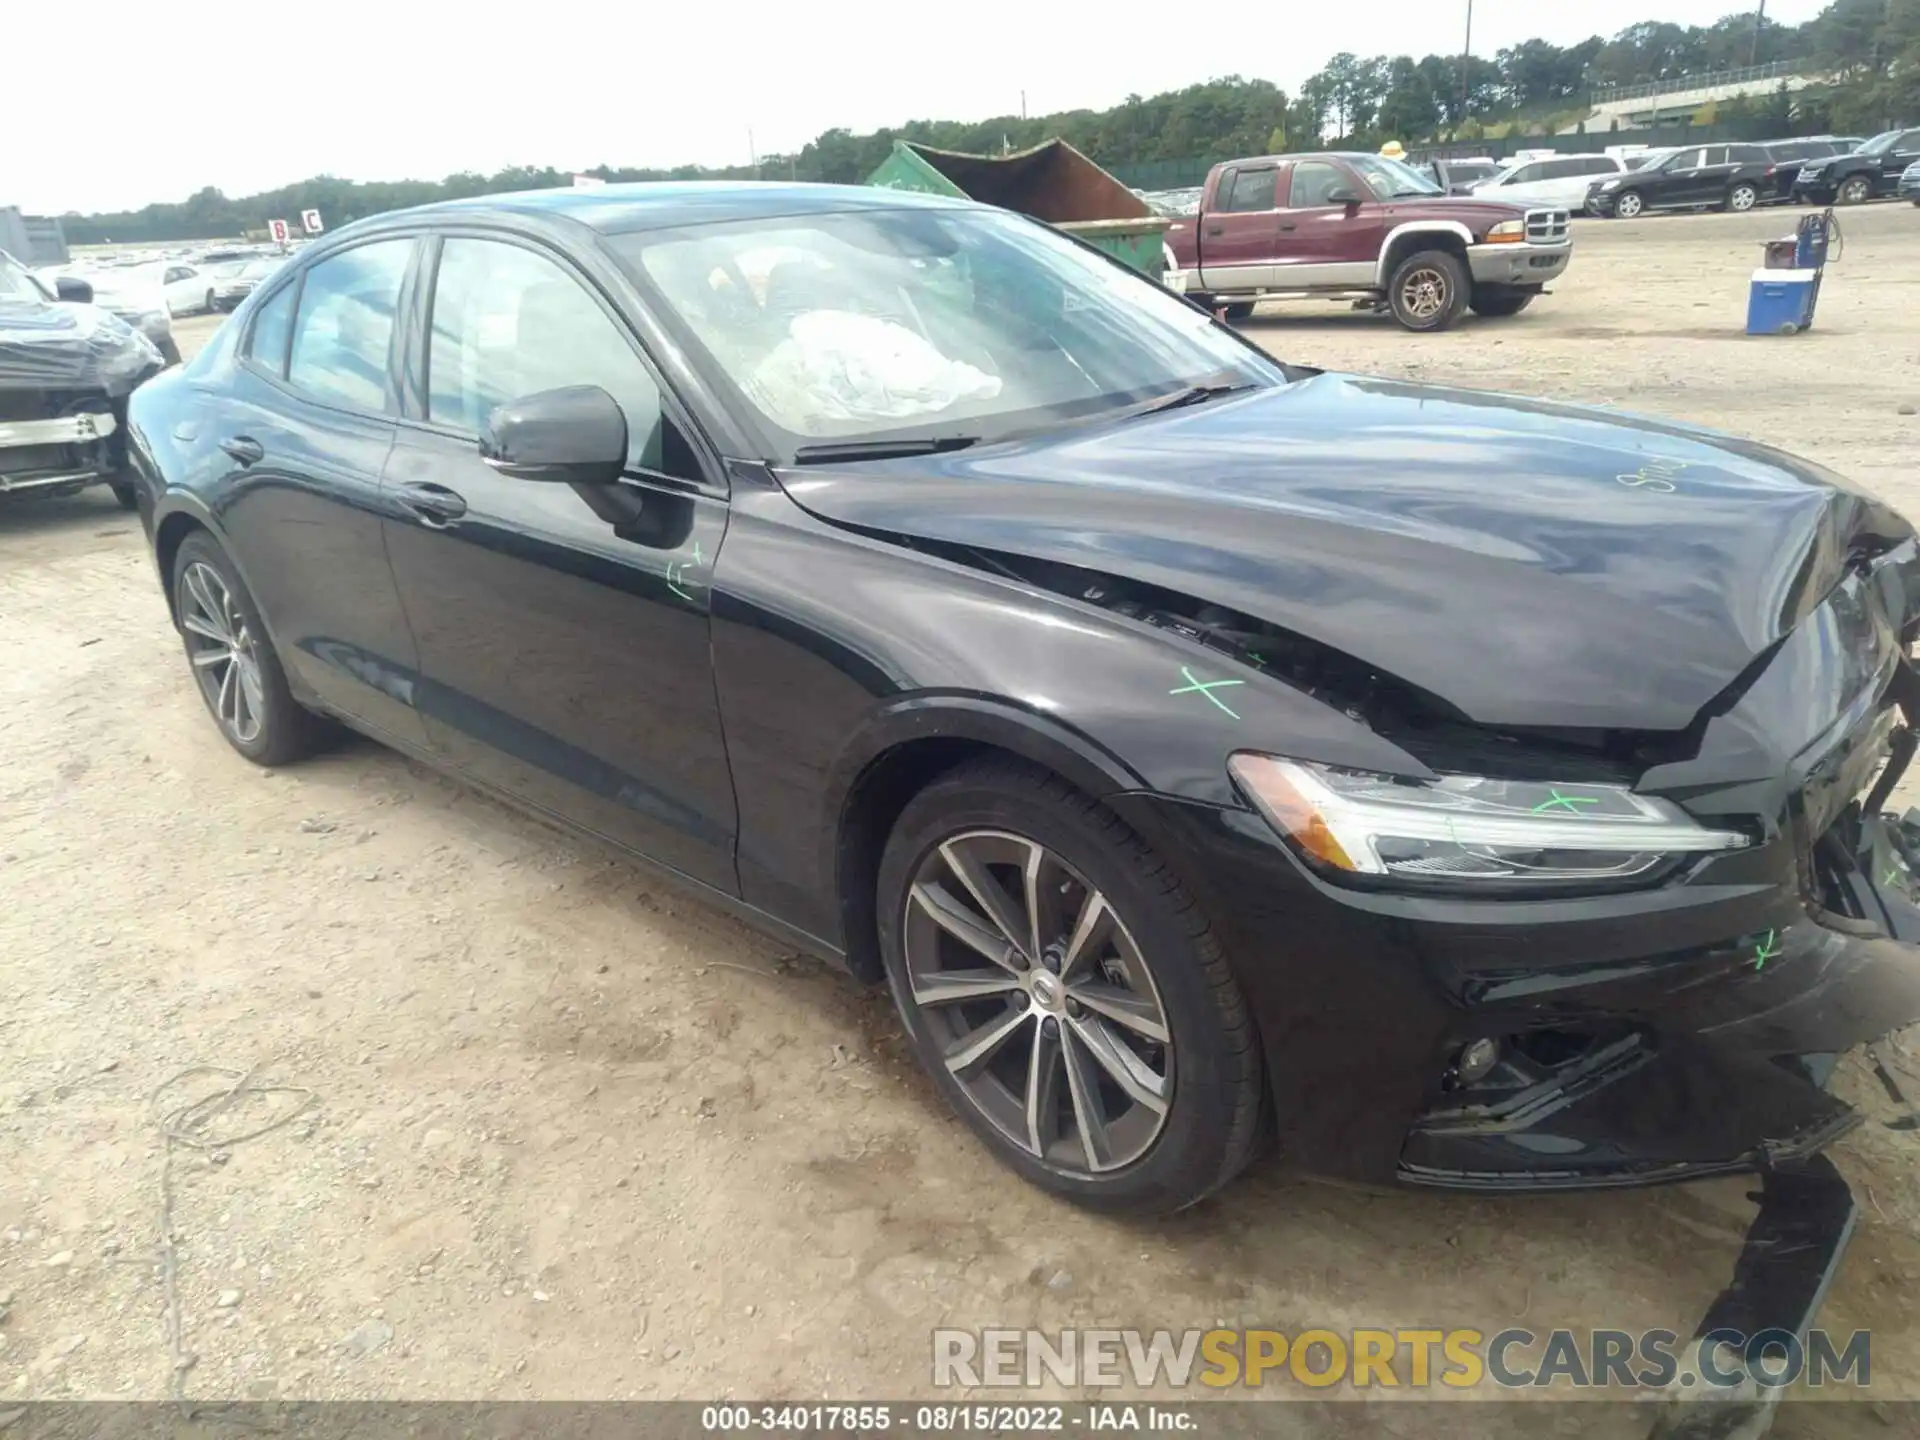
[867,139,1172,282]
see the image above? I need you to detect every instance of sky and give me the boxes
[10,0,1831,215]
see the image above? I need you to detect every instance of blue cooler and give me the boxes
[1747,269,1820,335]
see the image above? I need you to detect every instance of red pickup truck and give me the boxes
[1164,151,1574,332]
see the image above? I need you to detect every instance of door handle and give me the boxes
[219,435,264,466]
[1205,226,1224,237]
[398,481,468,526]
[1279,222,1297,231]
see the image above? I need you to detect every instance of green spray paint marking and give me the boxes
[1752,929,1781,972]
[691,540,705,566]
[666,561,694,603]
[1886,866,1902,888]
[1170,667,1245,720]
[1532,789,1601,815]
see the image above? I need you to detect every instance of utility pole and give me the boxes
[1460,0,1473,129]
[1748,0,1765,68]
[748,128,759,180]
[1021,90,1028,120]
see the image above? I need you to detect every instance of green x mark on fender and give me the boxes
[1532,788,1601,815]
[1170,667,1245,720]
[1751,929,1781,972]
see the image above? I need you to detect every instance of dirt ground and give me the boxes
[4,204,1920,1430]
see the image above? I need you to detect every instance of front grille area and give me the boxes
[1525,209,1570,244]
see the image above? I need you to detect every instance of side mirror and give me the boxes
[1324,187,1363,207]
[54,275,94,304]
[480,385,627,486]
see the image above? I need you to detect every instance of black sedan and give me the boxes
[126,184,1920,1248]
[1586,142,1774,216]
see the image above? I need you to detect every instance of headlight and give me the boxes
[1483,219,1526,243]
[1228,755,1749,893]
[1599,179,1621,191]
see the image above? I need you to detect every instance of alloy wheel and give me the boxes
[901,830,1173,1176]
[1616,192,1643,218]
[1398,266,1451,322]
[180,561,267,745]
[1730,186,1757,212]
[1841,177,1871,204]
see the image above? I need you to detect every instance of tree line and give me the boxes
[61,0,1920,245]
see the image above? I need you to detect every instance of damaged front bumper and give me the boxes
[0,407,123,494]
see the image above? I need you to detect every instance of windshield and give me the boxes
[612,206,1285,455]
[1347,155,1443,199]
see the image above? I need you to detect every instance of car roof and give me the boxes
[380,181,976,236]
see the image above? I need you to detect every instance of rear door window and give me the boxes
[1219,168,1278,213]
[285,240,412,414]
[245,282,297,378]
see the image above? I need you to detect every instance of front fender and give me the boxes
[711,483,1422,947]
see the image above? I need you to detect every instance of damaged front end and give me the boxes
[0,299,162,500]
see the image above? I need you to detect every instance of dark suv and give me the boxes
[1587,143,1773,217]
[1794,127,1920,204]
[1755,138,1849,202]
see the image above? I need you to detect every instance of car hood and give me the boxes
[777,372,1911,733]
[1381,196,1535,223]
[0,297,162,394]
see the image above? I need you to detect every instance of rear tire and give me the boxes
[108,481,139,512]
[875,757,1265,1215]
[171,533,329,767]
[1218,301,1256,323]
[1727,183,1759,213]
[1468,288,1534,318]
[1387,249,1468,332]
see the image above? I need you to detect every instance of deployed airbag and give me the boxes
[745,310,1001,435]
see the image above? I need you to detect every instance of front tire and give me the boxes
[876,757,1265,1214]
[1614,189,1645,219]
[171,533,327,766]
[1387,249,1468,332]
[1727,183,1759,213]
[1838,175,1873,205]
[156,334,182,366]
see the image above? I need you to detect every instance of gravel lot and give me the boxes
[3,204,1919,1430]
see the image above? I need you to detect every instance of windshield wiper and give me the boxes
[1135,381,1257,416]
[790,435,983,465]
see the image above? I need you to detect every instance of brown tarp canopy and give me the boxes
[905,140,1152,224]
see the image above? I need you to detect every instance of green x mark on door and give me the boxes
[1170,667,1245,720]
[1532,789,1601,815]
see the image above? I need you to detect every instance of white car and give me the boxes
[136,261,218,317]
[1471,153,1631,210]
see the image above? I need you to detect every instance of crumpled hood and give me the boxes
[778,373,1912,732]
[0,297,161,395]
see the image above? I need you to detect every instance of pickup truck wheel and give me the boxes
[1219,302,1256,323]
[1387,250,1468,332]
[1468,288,1534,318]
[1838,175,1873,205]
